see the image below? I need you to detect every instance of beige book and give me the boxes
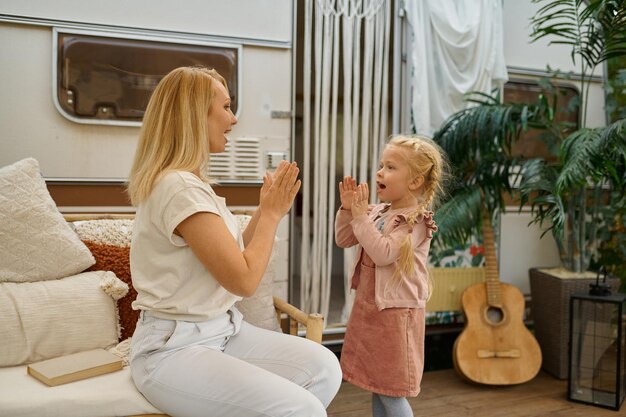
[27,348,123,386]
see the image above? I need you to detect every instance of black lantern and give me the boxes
[568,269,626,411]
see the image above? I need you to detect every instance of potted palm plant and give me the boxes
[520,0,626,273]
[518,0,626,379]
[433,0,626,380]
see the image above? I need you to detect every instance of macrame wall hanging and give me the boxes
[300,0,391,323]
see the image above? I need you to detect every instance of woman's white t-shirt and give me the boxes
[130,171,243,322]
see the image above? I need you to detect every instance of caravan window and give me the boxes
[504,79,579,161]
[55,30,240,125]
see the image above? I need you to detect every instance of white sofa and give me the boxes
[0,158,322,417]
[1,363,162,417]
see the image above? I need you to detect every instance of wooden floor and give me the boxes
[327,369,623,416]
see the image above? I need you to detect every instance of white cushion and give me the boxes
[233,214,282,332]
[0,365,162,417]
[0,271,127,367]
[73,219,133,247]
[0,158,95,282]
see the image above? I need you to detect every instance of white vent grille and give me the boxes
[209,142,232,178]
[209,137,262,180]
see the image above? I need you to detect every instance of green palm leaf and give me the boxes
[519,159,566,239]
[557,127,602,191]
[580,1,626,64]
[436,98,524,164]
[557,118,626,192]
[531,0,626,69]
[433,91,545,247]
[595,118,626,188]
[433,187,482,247]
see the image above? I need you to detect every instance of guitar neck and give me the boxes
[482,213,502,307]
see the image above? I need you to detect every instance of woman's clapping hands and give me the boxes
[259,160,301,220]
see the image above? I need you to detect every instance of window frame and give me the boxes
[52,27,243,126]
[504,77,580,162]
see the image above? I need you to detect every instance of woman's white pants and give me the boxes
[130,311,342,417]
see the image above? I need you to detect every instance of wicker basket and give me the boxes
[529,267,621,379]
[426,267,485,312]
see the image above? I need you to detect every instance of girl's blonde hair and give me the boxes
[127,66,227,206]
[385,135,449,299]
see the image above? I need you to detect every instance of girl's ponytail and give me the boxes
[385,209,429,297]
[382,134,449,300]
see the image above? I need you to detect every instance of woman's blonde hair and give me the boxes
[127,66,227,206]
[385,134,449,299]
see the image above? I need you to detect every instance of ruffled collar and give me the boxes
[374,204,437,237]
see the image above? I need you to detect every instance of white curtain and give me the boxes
[300,0,391,323]
[404,0,508,135]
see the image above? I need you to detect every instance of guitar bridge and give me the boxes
[477,349,521,359]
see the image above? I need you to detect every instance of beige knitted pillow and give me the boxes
[233,214,282,332]
[0,158,95,282]
[0,271,128,366]
[72,219,137,341]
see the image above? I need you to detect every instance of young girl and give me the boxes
[335,135,447,417]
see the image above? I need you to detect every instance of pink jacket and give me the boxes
[335,204,437,311]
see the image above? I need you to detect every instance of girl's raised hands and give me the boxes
[339,176,357,210]
[351,182,369,218]
[340,176,370,216]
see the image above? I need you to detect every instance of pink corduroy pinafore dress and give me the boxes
[340,249,426,397]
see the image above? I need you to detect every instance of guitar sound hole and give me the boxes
[485,306,504,325]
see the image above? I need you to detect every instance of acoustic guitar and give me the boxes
[453,214,542,385]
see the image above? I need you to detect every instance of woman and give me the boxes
[127,66,341,417]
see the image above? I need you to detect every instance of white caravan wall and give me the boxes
[0,1,293,179]
[499,209,561,295]
[0,2,293,303]
[0,23,137,180]
[503,0,606,128]
[0,0,292,44]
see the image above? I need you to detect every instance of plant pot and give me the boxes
[529,267,621,379]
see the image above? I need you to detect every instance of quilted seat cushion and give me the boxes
[0,365,162,417]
